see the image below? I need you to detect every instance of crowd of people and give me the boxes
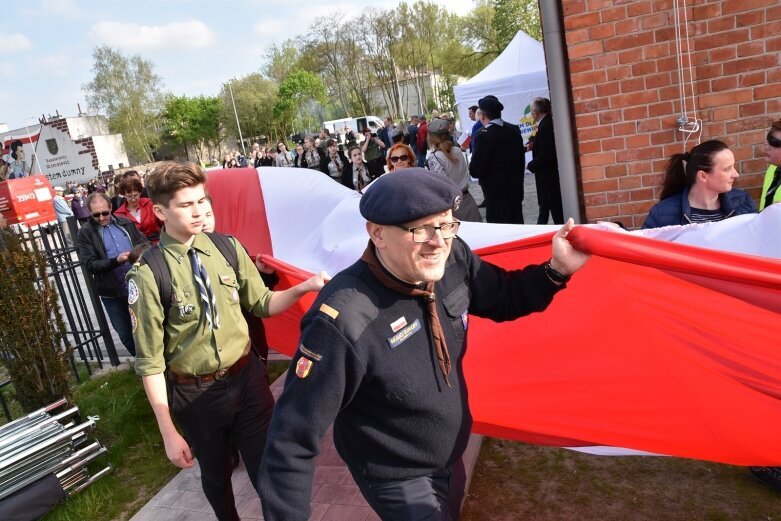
[4,96,779,521]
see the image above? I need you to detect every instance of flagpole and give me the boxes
[228,81,247,157]
[24,118,43,175]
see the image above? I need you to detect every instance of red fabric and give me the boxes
[113,198,160,242]
[209,168,781,465]
[205,168,273,256]
[417,121,428,152]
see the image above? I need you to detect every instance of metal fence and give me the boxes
[0,218,121,422]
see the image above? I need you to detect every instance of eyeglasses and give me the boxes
[767,132,781,148]
[91,211,110,218]
[389,154,410,163]
[395,221,460,243]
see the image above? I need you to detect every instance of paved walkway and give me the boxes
[131,371,483,521]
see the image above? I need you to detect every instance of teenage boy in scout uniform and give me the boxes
[128,161,327,521]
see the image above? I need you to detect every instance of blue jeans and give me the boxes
[100,296,136,356]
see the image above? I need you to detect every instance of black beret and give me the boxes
[359,168,462,225]
[428,118,449,134]
[478,95,504,114]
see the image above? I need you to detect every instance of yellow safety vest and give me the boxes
[759,164,781,211]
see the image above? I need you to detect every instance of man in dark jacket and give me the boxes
[527,97,564,225]
[259,169,589,521]
[76,192,147,356]
[469,95,525,224]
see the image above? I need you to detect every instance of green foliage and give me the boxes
[263,40,302,84]
[493,0,543,46]
[83,46,164,163]
[220,73,279,146]
[0,229,71,411]
[161,95,224,162]
[273,70,327,132]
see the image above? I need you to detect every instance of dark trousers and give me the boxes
[351,459,467,521]
[100,296,136,356]
[169,355,274,521]
[535,171,564,225]
[485,197,524,224]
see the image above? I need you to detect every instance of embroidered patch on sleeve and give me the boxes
[319,303,339,319]
[387,319,421,349]
[127,280,139,305]
[129,308,137,333]
[296,357,313,378]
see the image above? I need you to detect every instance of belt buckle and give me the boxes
[214,368,228,380]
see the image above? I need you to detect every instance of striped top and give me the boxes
[689,207,727,224]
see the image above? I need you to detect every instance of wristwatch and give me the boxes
[544,260,571,284]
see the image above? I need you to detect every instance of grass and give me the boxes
[462,438,781,521]
[36,359,290,521]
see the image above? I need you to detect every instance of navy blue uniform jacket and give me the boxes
[642,186,756,229]
[260,237,562,521]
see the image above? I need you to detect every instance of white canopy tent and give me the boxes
[454,30,549,142]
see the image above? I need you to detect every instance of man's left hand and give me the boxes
[550,218,590,276]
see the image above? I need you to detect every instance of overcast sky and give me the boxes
[1,0,476,132]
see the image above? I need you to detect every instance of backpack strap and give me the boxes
[205,232,239,276]
[138,245,173,320]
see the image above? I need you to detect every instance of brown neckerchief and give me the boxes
[360,241,452,388]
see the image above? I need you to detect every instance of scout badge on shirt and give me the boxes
[390,316,407,333]
[127,280,139,305]
[296,357,313,378]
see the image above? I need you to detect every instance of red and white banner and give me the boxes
[207,167,781,466]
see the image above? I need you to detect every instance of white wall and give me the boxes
[92,134,130,171]
[65,115,109,139]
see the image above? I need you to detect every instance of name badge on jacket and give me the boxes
[387,319,421,349]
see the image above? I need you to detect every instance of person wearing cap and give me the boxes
[426,118,482,222]
[259,168,589,521]
[469,95,526,224]
[390,125,405,145]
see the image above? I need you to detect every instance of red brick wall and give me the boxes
[561,0,781,227]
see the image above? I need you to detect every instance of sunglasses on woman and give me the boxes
[767,132,781,148]
[389,154,410,163]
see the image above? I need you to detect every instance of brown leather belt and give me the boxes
[168,354,251,385]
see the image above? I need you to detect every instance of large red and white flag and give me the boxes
[207,167,781,466]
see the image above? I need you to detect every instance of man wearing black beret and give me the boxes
[469,94,526,224]
[260,169,589,521]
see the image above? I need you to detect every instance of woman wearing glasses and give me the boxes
[425,118,482,222]
[386,143,416,172]
[642,140,756,229]
[113,176,162,243]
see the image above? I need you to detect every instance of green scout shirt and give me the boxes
[129,231,272,376]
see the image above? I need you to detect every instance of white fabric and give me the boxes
[454,31,550,138]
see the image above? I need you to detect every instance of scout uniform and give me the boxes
[129,230,273,521]
[259,169,565,521]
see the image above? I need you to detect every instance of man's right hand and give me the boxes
[163,431,194,468]
[117,251,130,263]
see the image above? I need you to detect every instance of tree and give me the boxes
[493,0,542,46]
[162,95,224,162]
[263,40,301,84]
[273,70,327,137]
[83,46,164,163]
[220,74,278,148]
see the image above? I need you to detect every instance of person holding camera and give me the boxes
[361,127,387,179]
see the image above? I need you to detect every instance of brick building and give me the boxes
[552,0,781,227]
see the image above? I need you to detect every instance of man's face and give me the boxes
[468,108,476,121]
[765,129,781,168]
[304,138,314,150]
[153,184,209,241]
[89,197,112,227]
[384,118,392,127]
[531,106,541,123]
[368,209,454,284]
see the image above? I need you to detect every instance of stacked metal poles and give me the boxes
[0,398,112,500]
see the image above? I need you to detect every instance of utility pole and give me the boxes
[228,81,247,157]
